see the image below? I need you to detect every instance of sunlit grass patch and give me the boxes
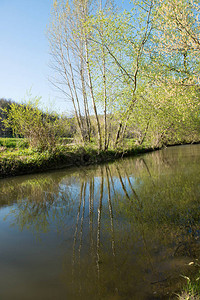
[0,138,28,149]
[0,148,35,158]
[177,262,200,300]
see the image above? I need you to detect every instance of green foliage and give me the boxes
[48,0,200,149]
[126,82,200,147]
[0,138,28,149]
[0,98,15,137]
[2,96,68,151]
[178,266,200,299]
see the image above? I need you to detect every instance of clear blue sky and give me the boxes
[0,0,132,114]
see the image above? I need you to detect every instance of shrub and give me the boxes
[2,96,68,151]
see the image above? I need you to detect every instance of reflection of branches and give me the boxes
[124,169,143,211]
[97,167,103,284]
[78,182,86,294]
[116,166,131,200]
[79,182,86,260]
[89,178,94,257]
[106,167,116,259]
[72,182,83,281]
[107,165,117,197]
[140,158,156,187]
[119,165,154,272]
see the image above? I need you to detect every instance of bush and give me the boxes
[2,96,68,151]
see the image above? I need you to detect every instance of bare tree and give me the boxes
[48,0,95,144]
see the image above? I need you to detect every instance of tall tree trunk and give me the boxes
[59,43,85,142]
[80,55,91,142]
[85,39,102,150]
[102,43,108,150]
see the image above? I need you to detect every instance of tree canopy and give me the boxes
[48,0,200,149]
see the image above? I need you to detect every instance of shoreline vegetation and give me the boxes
[1,137,200,179]
[0,138,157,179]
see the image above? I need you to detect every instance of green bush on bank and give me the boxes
[2,97,70,152]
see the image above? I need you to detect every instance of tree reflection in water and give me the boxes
[1,145,200,299]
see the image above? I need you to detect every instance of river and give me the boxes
[0,144,200,299]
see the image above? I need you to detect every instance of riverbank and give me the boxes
[0,144,159,179]
[1,139,200,179]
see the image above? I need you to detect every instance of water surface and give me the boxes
[0,145,200,299]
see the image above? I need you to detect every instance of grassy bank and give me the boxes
[0,139,158,178]
[1,137,200,179]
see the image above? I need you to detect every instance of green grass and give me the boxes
[0,137,150,178]
[0,137,74,150]
[181,278,200,299]
[177,262,200,299]
[59,137,74,144]
[0,137,28,149]
[0,148,35,158]
[0,136,195,179]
